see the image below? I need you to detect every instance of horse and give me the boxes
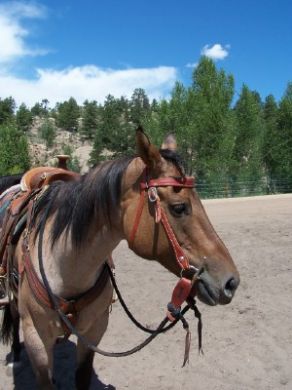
[0,128,240,389]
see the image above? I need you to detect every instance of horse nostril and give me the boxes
[224,277,239,298]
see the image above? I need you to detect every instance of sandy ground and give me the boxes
[0,194,291,390]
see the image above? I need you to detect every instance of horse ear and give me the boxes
[161,134,177,151]
[136,126,162,169]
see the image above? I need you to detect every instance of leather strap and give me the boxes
[22,234,109,336]
[160,208,189,269]
[140,177,195,190]
[130,169,195,271]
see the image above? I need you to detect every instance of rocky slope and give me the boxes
[28,118,92,173]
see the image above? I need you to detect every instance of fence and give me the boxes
[196,177,292,199]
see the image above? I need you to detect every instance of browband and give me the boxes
[140,177,195,190]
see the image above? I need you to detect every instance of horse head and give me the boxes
[122,128,240,306]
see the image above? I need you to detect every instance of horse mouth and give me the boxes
[196,280,219,306]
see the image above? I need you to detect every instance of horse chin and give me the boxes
[196,280,219,306]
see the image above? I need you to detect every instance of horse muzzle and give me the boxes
[195,269,240,306]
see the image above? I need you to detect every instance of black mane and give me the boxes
[159,148,185,176]
[32,148,185,248]
[33,157,133,247]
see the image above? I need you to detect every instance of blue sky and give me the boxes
[0,0,291,107]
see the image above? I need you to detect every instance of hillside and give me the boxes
[27,117,92,173]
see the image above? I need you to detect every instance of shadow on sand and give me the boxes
[5,340,116,389]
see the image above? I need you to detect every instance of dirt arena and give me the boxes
[0,194,291,389]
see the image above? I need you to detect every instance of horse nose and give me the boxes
[222,275,240,302]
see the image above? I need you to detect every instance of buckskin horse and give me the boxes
[0,128,239,389]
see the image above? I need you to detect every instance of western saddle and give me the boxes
[0,156,79,307]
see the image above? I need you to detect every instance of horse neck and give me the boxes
[31,219,122,297]
[29,158,143,297]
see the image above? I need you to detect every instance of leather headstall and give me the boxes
[129,168,200,321]
[129,169,195,270]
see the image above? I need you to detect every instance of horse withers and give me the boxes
[0,128,239,389]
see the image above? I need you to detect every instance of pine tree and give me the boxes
[16,103,33,132]
[0,124,30,175]
[56,97,80,131]
[80,100,99,140]
[31,102,48,117]
[39,119,56,147]
[129,88,151,125]
[274,82,292,190]
[262,95,279,179]
[0,97,15,125]
[90,95,134,164]
[232,84,265,193]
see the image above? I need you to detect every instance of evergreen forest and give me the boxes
[1,57,292,198]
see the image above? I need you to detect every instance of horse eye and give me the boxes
[170,203,187,216]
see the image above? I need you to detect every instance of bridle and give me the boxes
[129,168,198,272]
[129,168,203,321]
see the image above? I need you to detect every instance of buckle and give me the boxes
[148,187,158,202]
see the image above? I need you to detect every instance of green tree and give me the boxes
[16,103,33,132]
[232,84,265,193]
[262,95,278,178]
[80,100,99,140]
[0,124,30,175]
[272,82,292,191]
[39,119,57,147]
[90,95,134,164]
[31,102,48,117]
[186,57,235,195]
[56,97,80,131]
[0,97,15,124]
[129,88,151,125]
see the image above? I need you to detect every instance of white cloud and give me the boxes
[201,44,230,60]
[0,2,176,106]
[0,1,47,63]
[0,65,178,107]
